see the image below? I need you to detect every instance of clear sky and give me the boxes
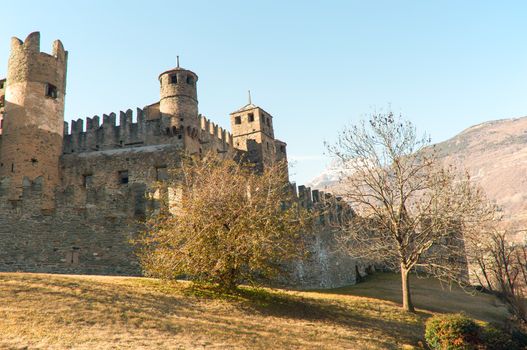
[1,1,526,185]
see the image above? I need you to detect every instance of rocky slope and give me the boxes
[434,116,527,231]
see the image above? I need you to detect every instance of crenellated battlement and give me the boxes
[63,107,183,154]
[296,184,353,228]
[198,114,234,149]
[63,108,235,155]
[10,32,67,62]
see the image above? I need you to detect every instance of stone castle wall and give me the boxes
[0,169,359,288]
[0,179,142,275]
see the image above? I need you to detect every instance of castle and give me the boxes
[0,32,358,288]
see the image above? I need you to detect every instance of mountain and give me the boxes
[434,116,527,231]
[308,116,527,232]
[306,161,342,190]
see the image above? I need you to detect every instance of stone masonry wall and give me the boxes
[0,150,361,288]
[0,179,142,275]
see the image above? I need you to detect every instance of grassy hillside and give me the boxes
[0,272,509,349]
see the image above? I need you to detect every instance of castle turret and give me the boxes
[158,59,201,154]
[0,32,68,208]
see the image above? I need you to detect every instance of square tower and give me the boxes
[230,102,287,171]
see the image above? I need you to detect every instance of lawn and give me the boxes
[0,272,510,349]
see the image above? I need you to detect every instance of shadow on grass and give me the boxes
[0,273,425,348]
[181,282,425,347]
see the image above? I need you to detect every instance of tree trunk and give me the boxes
[401,265,415,312]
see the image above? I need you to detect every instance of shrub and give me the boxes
[425,313,480,350]
[480,324,519,350]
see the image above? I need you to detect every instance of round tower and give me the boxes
[0,32,68,208]
[158,61,200,154]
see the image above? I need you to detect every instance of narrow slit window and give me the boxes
[118,170,129,185]
[46,84,58,99]
[83,174,93,188]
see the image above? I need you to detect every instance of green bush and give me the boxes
[425,313,480,350]
[481,324,519,350]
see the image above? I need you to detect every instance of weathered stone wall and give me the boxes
[0,179,142,275]
[288,229,362,289]
[0,159,360,288]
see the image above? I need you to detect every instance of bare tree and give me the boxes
[137,153,310,291]
[327,111,494,312]
[467,227,527,322]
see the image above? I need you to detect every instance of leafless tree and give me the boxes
[467,227,527,322]
[327,111,495,312]
[137,153,310,291]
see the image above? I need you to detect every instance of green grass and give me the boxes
[0,272,510,349]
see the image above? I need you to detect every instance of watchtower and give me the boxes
[0,32,68,208]
[158,59,201,154]
[230,93,277,170]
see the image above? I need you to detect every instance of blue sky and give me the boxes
[1,1,527,185]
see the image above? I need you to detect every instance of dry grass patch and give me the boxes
[0,272,509,349]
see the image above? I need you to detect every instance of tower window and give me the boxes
[118,170,129,184]
[83,174,93,188]
[46,84,58,99]
[170,74,178,84]
[186,76,194,85]
[248,113,254,122]
[156,166,168,181]
[235,116,241,125]
[266,118,271,126]
[0,81,4,89]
